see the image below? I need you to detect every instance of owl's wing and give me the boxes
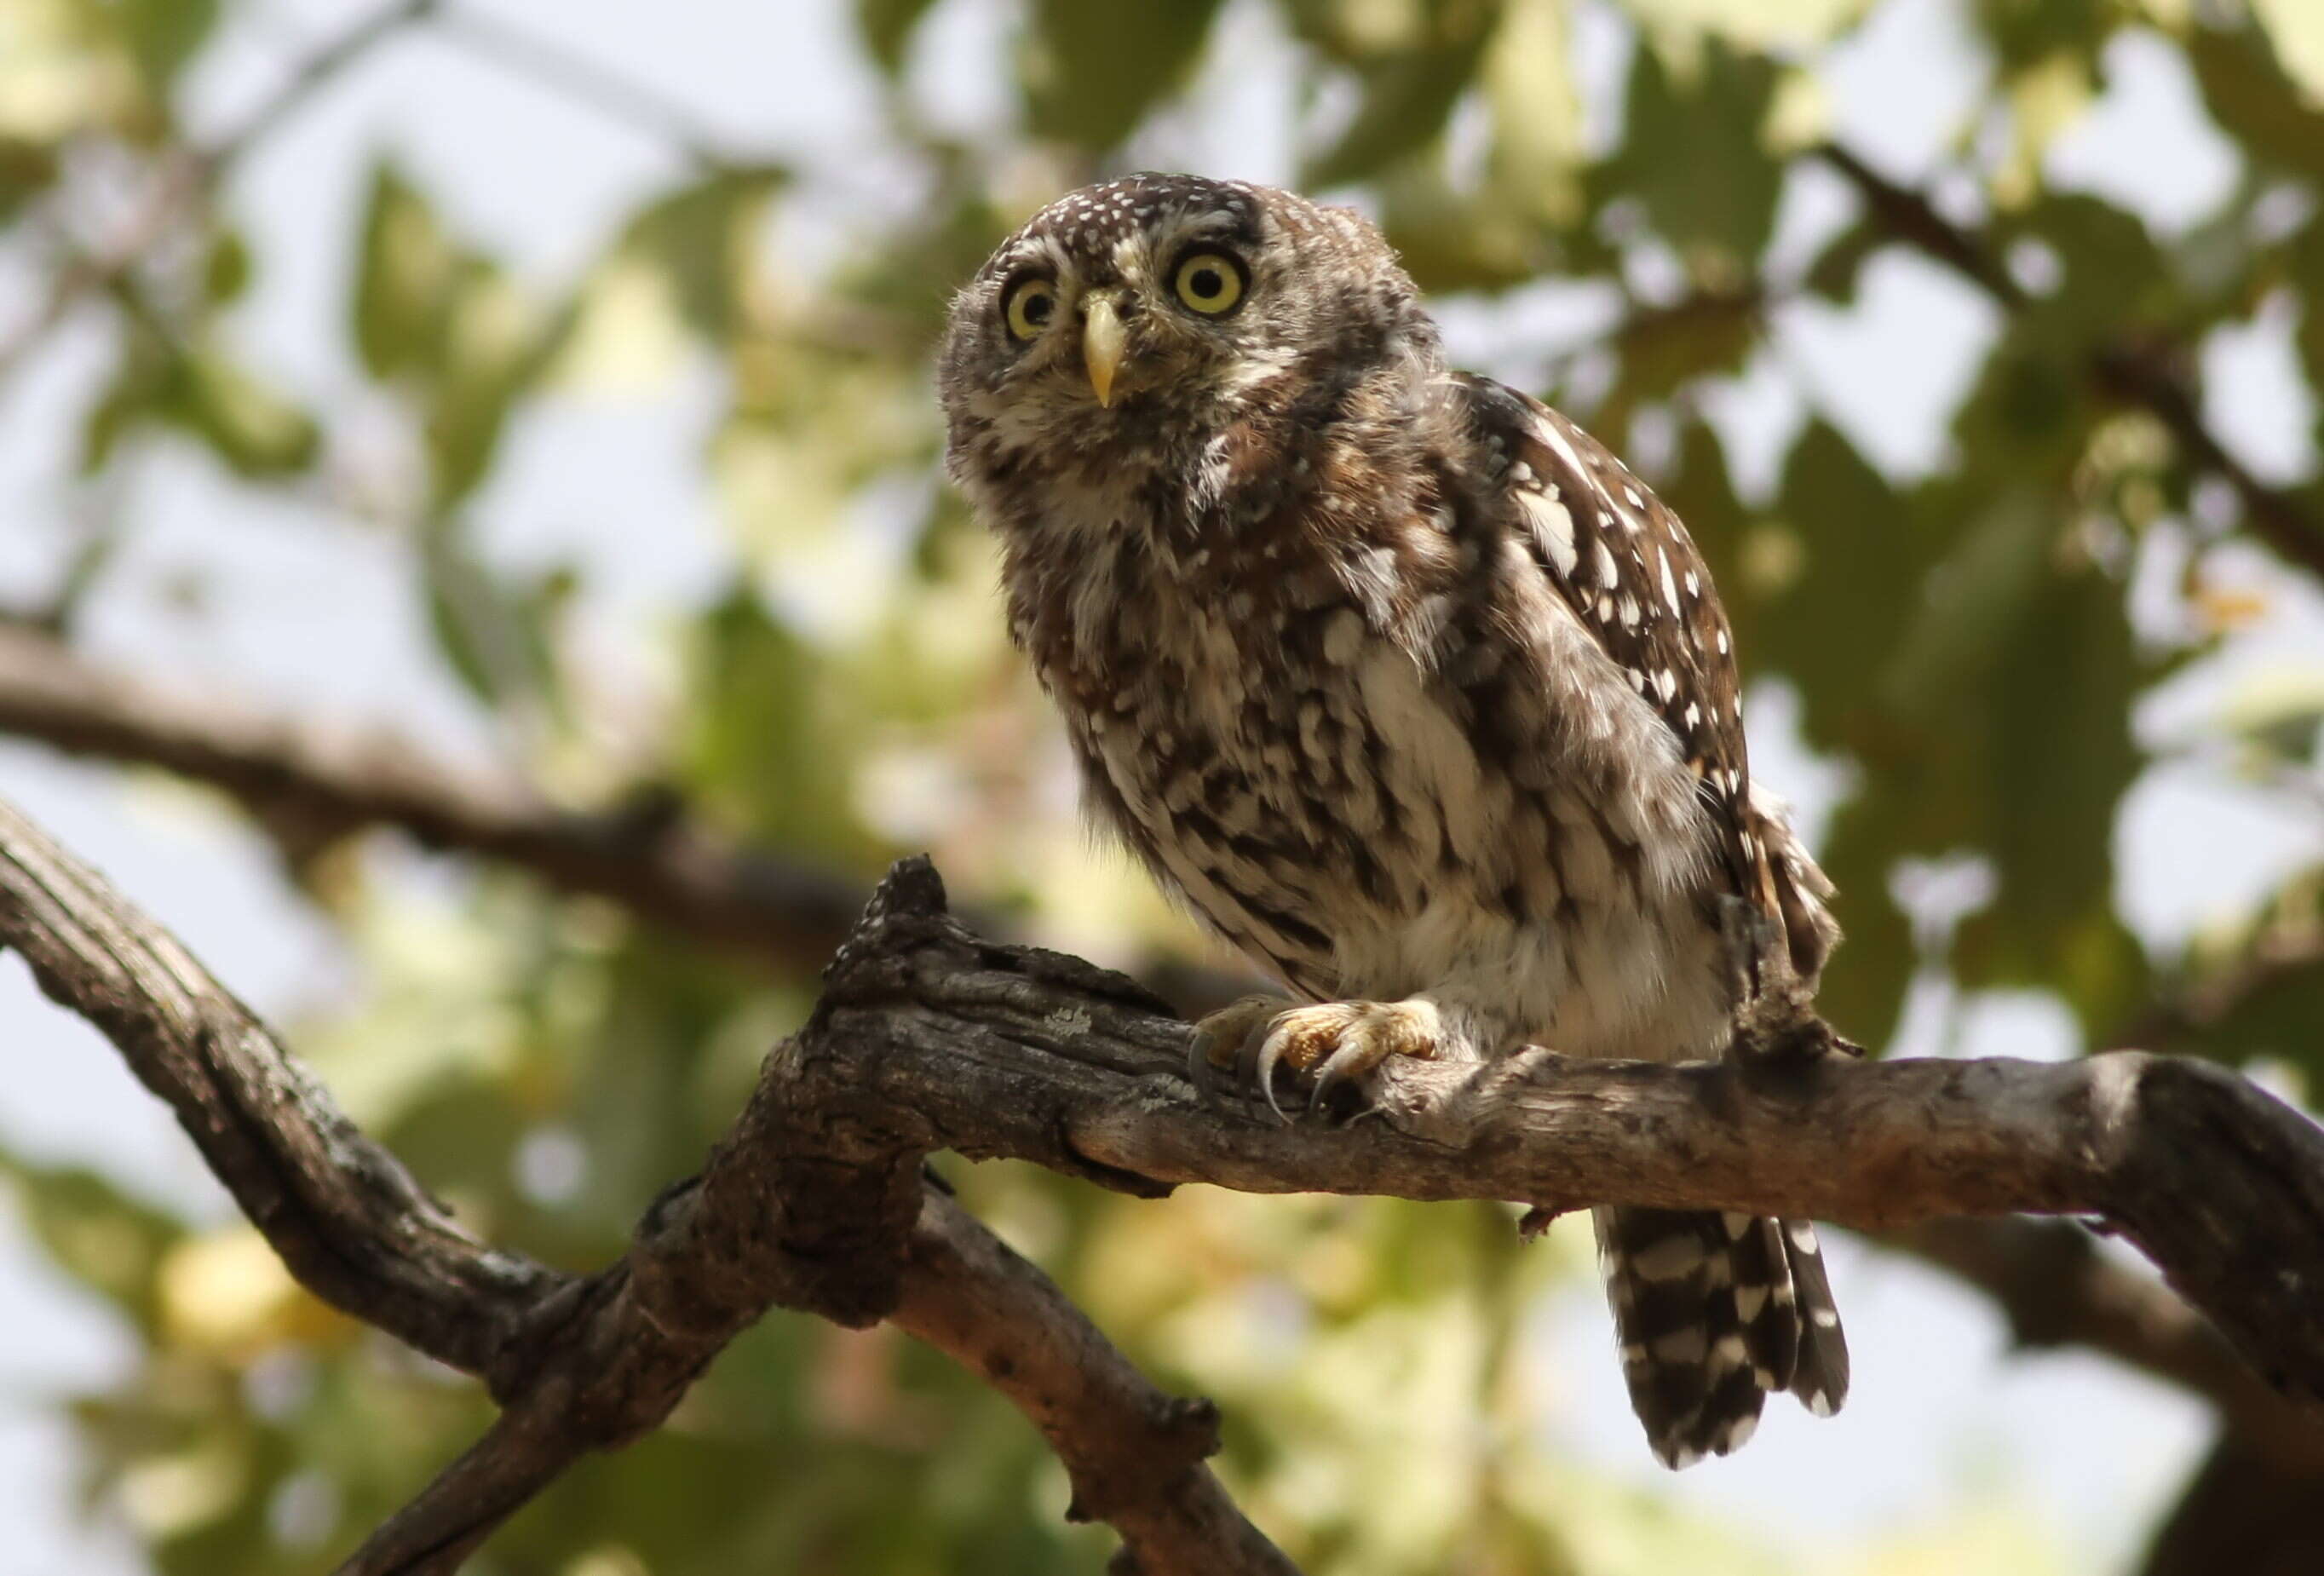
[1454,372,1838,983]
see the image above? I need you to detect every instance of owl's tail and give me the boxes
[1593,1205,1849,1467]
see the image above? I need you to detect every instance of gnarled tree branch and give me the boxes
[0,797,1290,1575]
[6,803,2324,1569]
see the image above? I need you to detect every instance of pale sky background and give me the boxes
[3,0,2322,1570]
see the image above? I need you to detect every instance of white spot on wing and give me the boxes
[1521,490,1579,578]
[1533,412,1590,480]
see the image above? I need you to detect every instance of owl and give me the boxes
[938,173,1848,1467]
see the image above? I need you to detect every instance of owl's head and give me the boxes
[938,174,1433,499]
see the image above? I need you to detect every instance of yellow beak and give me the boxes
[1083,296,1126,408]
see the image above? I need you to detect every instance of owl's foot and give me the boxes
[1188,995,1443,1123]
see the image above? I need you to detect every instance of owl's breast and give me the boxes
[1007,480,1731,1059]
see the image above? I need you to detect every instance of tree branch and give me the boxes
[0,624,1258,1014]
[1812,142,2324,583]
[0,797,549,1382]
[7,802,2324,1570]
[0,797,1293,1575]
[0,624,870,975]
[809,861,2324,1406]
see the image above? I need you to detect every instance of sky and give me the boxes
[3,0,2321,1569]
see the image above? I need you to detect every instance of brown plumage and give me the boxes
[938,172,1847,1466]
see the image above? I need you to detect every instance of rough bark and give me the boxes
[5,800,2324,1571]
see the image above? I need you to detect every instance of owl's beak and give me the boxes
[1082,296,1127,408]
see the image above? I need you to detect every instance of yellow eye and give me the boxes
[1003,277,1057,341]
[1172,250,1244,315]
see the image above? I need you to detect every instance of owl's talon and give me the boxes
[1304,1035,1383,1119]
[1188,995,1288,1111]
[1251,1027,1295,1124]
[1187,997,1443,1119]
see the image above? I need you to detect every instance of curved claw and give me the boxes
[1247,1025,1293,1124]
[1305,1036,1383,1120]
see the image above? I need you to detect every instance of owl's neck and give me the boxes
[976,326,1449,560]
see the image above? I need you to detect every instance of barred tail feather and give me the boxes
[1596,1205,1848,1467]
[1781,1217,1850,1418]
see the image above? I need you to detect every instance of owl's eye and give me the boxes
[1171,250,1245,316]
[1003,277,1057,341]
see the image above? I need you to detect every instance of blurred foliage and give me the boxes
[4,0,2324,1572]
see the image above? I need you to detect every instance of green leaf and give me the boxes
[1855,491,2150,1033]
[1375,167,1565,293]
[1949,329,2101,492]
[1995,193,2170,352]
[681,591,877,860]
[1801,221,1884,308]
[1595,33,1783,280]
[2,1158,186,1334]
[1303,31,1489,190]
[78,330,172,475]
[78,325,318,480]
[617,164,788,340]
[1593,289,1761,437]
[416,521,567,710]
[1478,0,1584,227]
[175,347,319,478]
[858,0,945,77]
[1972,0,2114,72]
[1729,439,2154,1040]
[353,163,572,507]
[0,135,60,224]
[203,228,250,305]
[1746,424,1919,723]
[1729,426,1921,1039]
[2186,17,2324,185]
[1020,0,1227,151]
[117,0,221,91]
[1947,509,2149,1021]
[353,163,458,382]
[2292,224,2324,441]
